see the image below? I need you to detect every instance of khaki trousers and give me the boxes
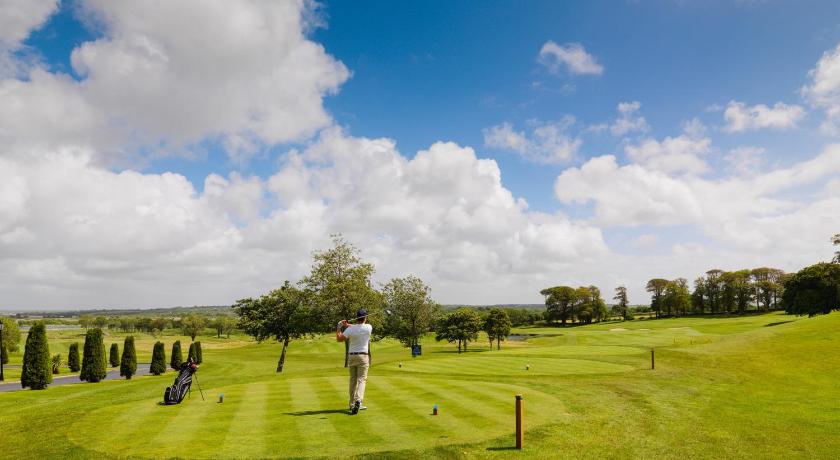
[348,354,369,406]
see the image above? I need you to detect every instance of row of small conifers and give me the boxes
[19,321,203,390]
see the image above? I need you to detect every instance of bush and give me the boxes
[150,341,166,375]
[21,321,52,390]
[109,343,119,367]
[68,342,80,372]
[188,342,198,363]
[1,317,21,353]
[170,341,183,370]
[51,354,62,374]
[80,328,107,383]
[195,341,203,364]
[120,336,137,379]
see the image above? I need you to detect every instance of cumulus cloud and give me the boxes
[723,100,805,132]
[538,41,603,76]
[554,145,840,258]
[624,122,711,175]
[0,0,349,163]
[802,42,840,133]
[483,118,582,164]
[724,146,766,175]
[610,101,649,136]
[0,0,58,76]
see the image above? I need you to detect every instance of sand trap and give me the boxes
[610,328,627,332]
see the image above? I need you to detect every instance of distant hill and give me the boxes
[8,305,232,318]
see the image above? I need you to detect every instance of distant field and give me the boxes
[1,312,838,459]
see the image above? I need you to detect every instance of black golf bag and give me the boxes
[163,358,198,405]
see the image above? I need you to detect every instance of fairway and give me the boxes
[2,311,840,459]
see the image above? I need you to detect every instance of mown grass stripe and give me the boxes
[320,376,390,444]
[214,382,270,458]
[286,377,341,453]
[388,377,500,433]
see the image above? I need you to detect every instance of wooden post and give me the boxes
[515,394,524,449]
[651,348,655,370]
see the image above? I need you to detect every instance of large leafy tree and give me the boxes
[691,276,707,314]
[540,286,577,326]
[213,316,237,338]
[181,314,207,341]
[120,336,137,379]
[382,276,438,349]
[613,286,630,320]
[833,233,840,263]
[21,321,52,390]
[435,308,482,353]
[646,279,670,317]
[80,328,107,382]
[483,308,512,350]
[300,235,383,366]
[234,281,311,372]
[1,317,21,354]
[782,262,840,317]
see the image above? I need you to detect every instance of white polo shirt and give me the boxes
[344,323,372,353]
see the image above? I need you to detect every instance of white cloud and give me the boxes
[723,100,805,132]
[624,125,711,175]
[483,118,582,164]
[724,146,766,175]
[538,41,603,76]
[802,42,840,133]
[610,101,649,136]
[0,0,349,163]
[0,0,58,76]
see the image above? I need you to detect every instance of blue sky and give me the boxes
[2,0,839,308]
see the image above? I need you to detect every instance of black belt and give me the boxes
[349,352,368,355]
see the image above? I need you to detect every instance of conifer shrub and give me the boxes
[188,342,198,363]
[150,341,166,375]
[170,340,183,370]
[120,336,137,379]
[195,341,203,364]
[68,342,80,372]
[109,343,119,367]
[80,328,107,382]
[21,321,52,390]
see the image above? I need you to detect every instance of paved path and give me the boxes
[0,363,152,392]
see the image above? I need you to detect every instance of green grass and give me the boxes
[1,312,839,459]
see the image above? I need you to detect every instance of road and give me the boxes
[0,363,153,392]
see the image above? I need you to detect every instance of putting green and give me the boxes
[393,355,636,376]
[67,376,563,459]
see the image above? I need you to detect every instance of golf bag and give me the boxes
[163,358,198,405]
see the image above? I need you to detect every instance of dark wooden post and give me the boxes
[515,394,524,449]
[651,348,655,370]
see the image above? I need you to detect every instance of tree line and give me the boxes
[233,235,514,373]
[76,314,236,337]
[18,322,204,390]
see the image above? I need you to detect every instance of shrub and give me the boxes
[68,342,80,372]
[109,343,119,367]
[21,321,52,390]
[188,342,198,363]
[120,336,137,379]
[195,341,203,364]
[170,341,183,370]
[150,341,166,375]
[51,354,62,374]
[1,317,21,353]
[80,328,107,383]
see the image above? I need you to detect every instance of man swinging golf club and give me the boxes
[336,308,372,415]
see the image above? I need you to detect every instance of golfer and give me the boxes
[336,308,372,415]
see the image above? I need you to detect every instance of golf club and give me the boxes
[337,309,392,327]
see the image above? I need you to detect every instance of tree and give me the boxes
[109,343,120,367]
[120,336,137,379]
[483,308,512,350]
[195,341,203,364]
[704,270,724,313]
[300,235,383,366]
[435,308,482,353]
[382,276,438,349]
[170,341,183,370]
[833,233,840,263]
[0,317,21,353]
[68,342,81,372]
[613,286,630,320]
[51,354,62,374]
[80,328,107,383]
[21,321,52,390]
[782,262,840,317]
[188,342,198,362]
[150,341,167,375]
[181,314,207,341]
[79,315,94,330]
[234,281,311,372]
[213,316,236,338]
[691,276,706,314]
[94,316,108,329]
[646,279,670,317]
[540,286,577,325]
[663,279,691,317]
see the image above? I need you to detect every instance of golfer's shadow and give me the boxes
[284,409,348,416]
